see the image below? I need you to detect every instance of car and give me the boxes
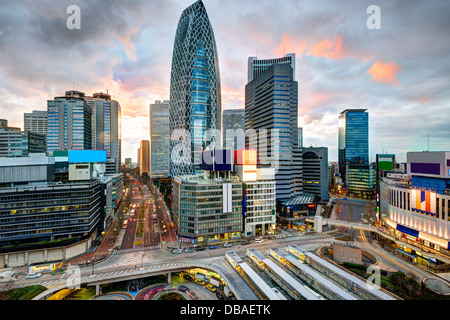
[184,248,194,253]
[241,240,250,245]
[223,243,232,248]
[25,273,42,279]
[195,246,206,251]
[194,279,206,286]
[205,284,217,292]
[254,238,263,244]
[209,245,218,250]
[183,274,193,281]
[178,285,189,292]
[172,249,183,254]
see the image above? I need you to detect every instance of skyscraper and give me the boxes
[169,0,222,177]
[248,53,296,83]
[139,140,150,176]
[86,92,122,173]
[245,61,301,203]
[338,109,373,198]
[222,109,245,151]
[302,147,329,202]
[338,109,369,182]
[24,110,47,137]
[150,100,170,178]
[47,90,92,152]
[0,129,45,158]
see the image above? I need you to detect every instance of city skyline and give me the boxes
[0,0,449,163]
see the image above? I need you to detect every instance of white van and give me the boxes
[26,273,42,279]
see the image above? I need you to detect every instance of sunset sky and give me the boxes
[0,0,449,163]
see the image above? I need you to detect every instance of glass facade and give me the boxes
[245,63,301,202]
[47,93,92,153]
[338,109,369,181]
[150,100,170,178]
[0,130,45,158]
[0,181,102,246]
[172,175,243,243]
[169,0,222,177]
[85,94,122,173]
[222,109,245,151]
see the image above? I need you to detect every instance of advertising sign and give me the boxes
[411,189,436,214]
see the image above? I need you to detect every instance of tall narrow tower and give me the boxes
[169,0,222,177]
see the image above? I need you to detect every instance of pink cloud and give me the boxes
[270,33,308,57]
[307,35,347,60]
[367,60,402,85]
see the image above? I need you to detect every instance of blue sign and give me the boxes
[68,150,107,163]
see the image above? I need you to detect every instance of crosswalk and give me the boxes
[113,244,162,255]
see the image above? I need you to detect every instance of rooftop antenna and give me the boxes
[256,48,258,58]
[427,133,430,152]
[73,81,75,90]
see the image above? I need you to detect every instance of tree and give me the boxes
[405,276,421,299]
[390,271,406,290]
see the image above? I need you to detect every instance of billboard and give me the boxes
[68,150,107,164]
[199,149,232,171]
[378,157,393,170]
[411,189,436,214]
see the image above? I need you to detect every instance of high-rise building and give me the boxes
[248,53,296,83]
[137,147,141,168]
[150,100,170,178]
[328,161,339,188]
[0,123,45,158]
[125,158,132,166]
[0,119,7,129]
[47,90,92,152]
[338,109,372,198]
[139,140,150,176]
[222,109,245,151]
[234,150,276,237]
[169,0,222,177]
[338,109,369,182]
[298,127,303,148]
[172,150,243,244]
[302,147,329,202]
[24,110,47,137]
[86,92,122,173]
[245,61,301,203]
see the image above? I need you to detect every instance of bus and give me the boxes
[153,214,157,223]
[123,220,128,229]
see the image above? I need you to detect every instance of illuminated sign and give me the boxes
[234,149,257,165]
[411,189,436,215]
[68,150,107,163]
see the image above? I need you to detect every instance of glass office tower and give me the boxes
[338,109,373,198]
[169,0,222,177]
[47,91,92,152]
[86,92,122,173]
[150,100,170,178]
[338,109,369,181]
[245,62,301,203]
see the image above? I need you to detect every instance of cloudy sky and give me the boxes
[0,0,449,162]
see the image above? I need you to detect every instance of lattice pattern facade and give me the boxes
[169,0,222,177]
